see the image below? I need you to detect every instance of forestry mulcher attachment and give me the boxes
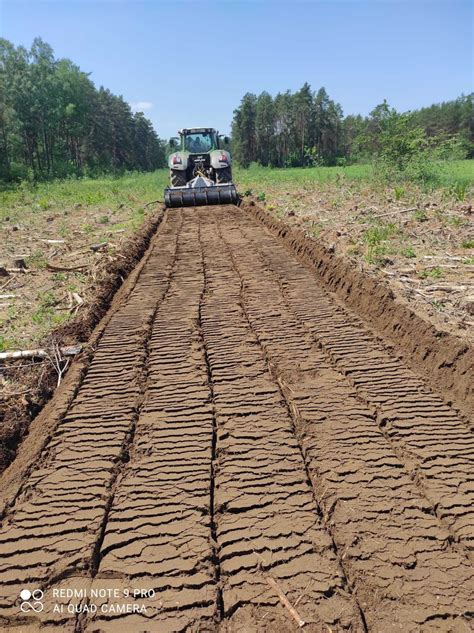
[164,127,239,208]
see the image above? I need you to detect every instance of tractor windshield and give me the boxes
[184,132,215,153]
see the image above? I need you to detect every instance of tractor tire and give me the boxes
[170,169,187,187]
[215,167,232,184]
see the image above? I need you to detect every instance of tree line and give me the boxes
[1,37,471,183]
[0,38,166,182]
[231,84,473,168]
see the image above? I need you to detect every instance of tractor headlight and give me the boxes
[172,156,182,165]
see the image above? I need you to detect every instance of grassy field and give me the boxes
[234,160,473,192]
[234,163,371,189]
[1,159,471,220]
[234,159,473,342]
[0,159,472,354]
[0,171,169,224]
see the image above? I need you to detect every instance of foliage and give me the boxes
[232,89,473,176]
[345,94,473,163]
[232,84,344,168]
[449,181,469,201]
[419,267,443,279]
[0,37,166,183]
[363,222,398,264]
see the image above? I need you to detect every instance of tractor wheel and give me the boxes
[170,169,187,187]
[215,167,232,184]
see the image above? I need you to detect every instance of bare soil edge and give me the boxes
[0,206,166,509]
[243,201,474,421]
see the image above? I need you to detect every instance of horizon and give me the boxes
[1,0,472,140]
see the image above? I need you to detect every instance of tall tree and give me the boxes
[255,91,275,166]
[231,93,257,167]
[293,82,314,163]
[0,37,166,182]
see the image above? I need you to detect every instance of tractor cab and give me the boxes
[181,129,219,154]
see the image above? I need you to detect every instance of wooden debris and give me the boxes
[265,576,306,628]
[423,255,465,261]
[90,242,108,252]
[47,263,88,272]
[425,284,468,293]
[371,207,418,220]
[0,277,14,291]
[0,345,82,361]
[5,267,31,274]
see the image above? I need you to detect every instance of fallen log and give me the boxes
[0,345,82,361]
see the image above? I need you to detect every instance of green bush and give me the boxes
[372,111,443,186]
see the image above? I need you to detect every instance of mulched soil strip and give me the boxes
[242,200,473,421]
[0,205,472,632]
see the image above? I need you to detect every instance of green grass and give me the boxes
[233,160,473,191]
[1,160,471,217]
[437,160,474,188]
[233,163,371,190]
[419,266,443,279]
[362,222,399,264]
[401,246,417,258]
[0,171,169,223]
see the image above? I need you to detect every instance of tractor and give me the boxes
[164,127,239,208]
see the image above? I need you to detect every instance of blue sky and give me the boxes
[1,0,472,139]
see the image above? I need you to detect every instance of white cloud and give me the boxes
[130,101,154,112]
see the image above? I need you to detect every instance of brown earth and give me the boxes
[0,205,472,632]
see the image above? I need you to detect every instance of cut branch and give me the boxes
[0,345,82,361]
[266,576,306,628]
[47,263,88,272]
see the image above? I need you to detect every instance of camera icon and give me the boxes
[20,588,44,613]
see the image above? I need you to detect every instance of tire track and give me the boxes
[83,209,219,632]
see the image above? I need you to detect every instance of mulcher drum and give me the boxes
[164,184,239,208]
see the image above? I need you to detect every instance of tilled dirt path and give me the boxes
[0,206,472,632]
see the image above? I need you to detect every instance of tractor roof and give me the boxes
[179,127,217,135]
